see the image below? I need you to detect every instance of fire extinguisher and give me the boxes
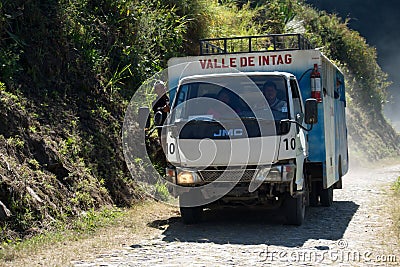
[310,64,322,102]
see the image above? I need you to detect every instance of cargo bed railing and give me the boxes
[199,33,313,55]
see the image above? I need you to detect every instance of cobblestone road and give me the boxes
[72,165,400,266]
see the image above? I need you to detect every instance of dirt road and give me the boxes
[72,164,400,266]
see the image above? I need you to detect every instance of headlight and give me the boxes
[266,166,282,181]
[255,164,296,182]
[254,167,272,182]
[176,169,202,185]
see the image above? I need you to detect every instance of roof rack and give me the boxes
[199,33,313,55]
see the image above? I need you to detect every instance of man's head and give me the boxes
[262,81,278,103]
[154,80,166,96]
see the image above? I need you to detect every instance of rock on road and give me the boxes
[73,164,400,266]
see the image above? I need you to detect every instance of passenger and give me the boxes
[207,89,241,118]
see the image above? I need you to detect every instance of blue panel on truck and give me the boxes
[307,103,326,162]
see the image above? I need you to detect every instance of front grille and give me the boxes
[199,169,258,182]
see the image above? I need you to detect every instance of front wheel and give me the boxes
[180,207,202,224]
[179,192,203,224]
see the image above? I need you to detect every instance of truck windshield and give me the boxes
[171,75,289,122]
[169,75,289,138]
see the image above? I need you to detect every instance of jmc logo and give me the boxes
[213,129,243,137]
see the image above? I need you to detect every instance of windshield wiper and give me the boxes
[189,116,218,122]
[218,117,274,123]
[240,116,269,121]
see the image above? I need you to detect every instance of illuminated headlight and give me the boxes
[255,164,296,182]
[176,169,202,185]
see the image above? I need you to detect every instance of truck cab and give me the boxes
[164,71,317,225]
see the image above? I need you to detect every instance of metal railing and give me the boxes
[199,33,313,55]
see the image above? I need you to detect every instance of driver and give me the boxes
[262,81,287,112]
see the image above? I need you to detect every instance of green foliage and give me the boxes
[257,0,300,33]
[6,136,24,148]
[72,207,122,233]
[27,159,40,170]
[154,181,171,202]
[205,1,262,37]
[0,0,197,98]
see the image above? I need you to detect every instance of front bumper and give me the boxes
[166,163,296,186]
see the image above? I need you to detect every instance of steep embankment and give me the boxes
[0,0,194,239]
[0,0,398,241]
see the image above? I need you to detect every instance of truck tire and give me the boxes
[180,207,203,224]
[320,186,333,207]
[283,193,305,226]
[179,192,203,224]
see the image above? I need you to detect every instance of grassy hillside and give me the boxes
[0,0,399,242]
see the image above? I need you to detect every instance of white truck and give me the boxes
[159,34,348,225]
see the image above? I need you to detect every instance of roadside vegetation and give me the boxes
[0,206,123,262]
[0,0,399,255]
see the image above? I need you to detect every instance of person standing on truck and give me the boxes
[265,38,275,51]
[152,80,170,137]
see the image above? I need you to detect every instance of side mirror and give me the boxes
[305,98,318,124]
[138,107,150,129]
[154,111,164,126]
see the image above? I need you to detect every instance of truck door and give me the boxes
[322,61,337,188]
[290,77,306,190]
